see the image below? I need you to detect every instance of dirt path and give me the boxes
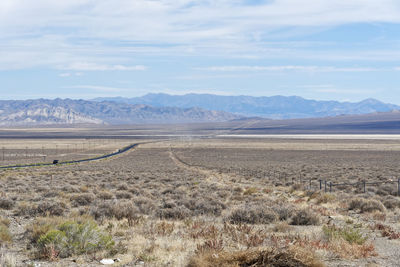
[168,146,255,191]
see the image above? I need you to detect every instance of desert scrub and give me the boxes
[321,225,376,259]
[36,201,67,216]
[323,225,367,245]
[90,200,140,225]
[0,198,15,210]
[315,193,336,204]
[290,209,319,226]
[382,196,400,210]
[0,219,12,244]
[348,198,385,213]
[187,245,324,267]
[272,203,295,221]
[227,205,278,224]
[70,193,95,206]
[34,219,114,259]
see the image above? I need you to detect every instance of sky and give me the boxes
[1,0,400,103]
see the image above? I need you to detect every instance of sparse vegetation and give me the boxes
[32,217,114,260]
[0,136,399,265]
[290,209,320,225]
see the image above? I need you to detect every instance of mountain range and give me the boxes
[0,99,241,126]
[0,94,399,126]
[94,93,400,119]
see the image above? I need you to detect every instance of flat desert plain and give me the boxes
[1,134,400,266]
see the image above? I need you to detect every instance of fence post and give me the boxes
[319,180,322,190]
[398,178,400,196]
[324,180,327,193]
[363,181,366,193]
[309,179,312,190]
[329,182,332,193]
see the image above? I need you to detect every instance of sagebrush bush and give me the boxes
[156,205,191,220]
[272,204,295,221]
[36,201,67,216]
[133,197,156,215]
[90,200,139,225]
[115,192,133,199]
[70,193,95,207]
[349,198,385,213]
[228,206,278,224]
[179,198,226,216]
[383,197,400,210]
[15,202,38,217]
[98,191,114,200]
[360,200,386,213]
[0,198,15,210]
[290,209,319,226]
[36,219,114,259]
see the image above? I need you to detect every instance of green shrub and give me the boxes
[36,219,114,259]
[322,225,366,245]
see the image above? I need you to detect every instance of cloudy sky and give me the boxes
[1,0,400,103]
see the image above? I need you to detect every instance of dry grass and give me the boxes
[187,246,325,267]
[0,137,399,265]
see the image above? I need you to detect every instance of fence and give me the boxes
[305,178,400,196]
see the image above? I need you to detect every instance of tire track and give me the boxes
[168,147,246,188]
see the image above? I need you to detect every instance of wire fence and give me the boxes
[304,178,400,196]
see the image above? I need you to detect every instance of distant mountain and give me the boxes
[93,94,400,119]
[0,99,242,126]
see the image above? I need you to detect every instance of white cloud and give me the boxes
[1,0,400,70]
[60,62,147,71]
[197,65,380,72]
[65,85,131,92]
[59,72,84,77]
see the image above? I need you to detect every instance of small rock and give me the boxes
[100,259,115,265]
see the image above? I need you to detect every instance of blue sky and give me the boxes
[1,0,400,103]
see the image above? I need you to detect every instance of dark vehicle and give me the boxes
[53,160,59,164]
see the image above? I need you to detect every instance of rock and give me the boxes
[100,259,115,265]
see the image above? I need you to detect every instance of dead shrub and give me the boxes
[187,246,324,267]
[195,239,223,255]
[155,221,175,236]
[290,209,319,226]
